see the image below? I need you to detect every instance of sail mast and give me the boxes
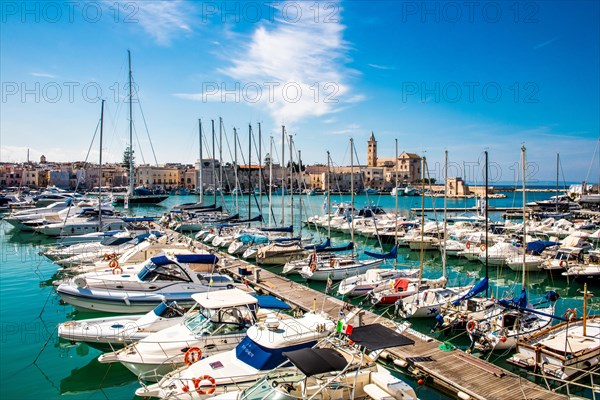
[521,145,527,290]
[99,99,104,229]
[248,124,252,220]
[258,122,263,221]
[289,133,294,228]
[418,156,425,285]
[443,150,448,278]
[234,127,239,213]
[269,136,273,226]
[127,50,134,197]
[211,120,216,205]
[394,139,399,268]
[327,151,331,239]
[281,125,285,226]
[484,150,489,297]
[350,138,355,256]
[198,119,203,204]
[555,153,559,213]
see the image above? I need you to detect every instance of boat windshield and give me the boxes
[137,262,191,282]
[183,306,253,335]
[241,371,305,400]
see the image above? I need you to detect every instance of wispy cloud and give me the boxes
[331,123,361,135]
[534,36,560,50]
[30,72,57,79]
[368,63,394,70]
[207,0,361,124]
[118,1,195,45]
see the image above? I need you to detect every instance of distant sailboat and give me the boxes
[113,50,168,206]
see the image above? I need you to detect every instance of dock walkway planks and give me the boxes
[193,239,566,400]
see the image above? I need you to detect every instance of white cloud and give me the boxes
[177,0,361,125]
[30,72,57,79]
[368,63,394,70]
[115,1,195,45]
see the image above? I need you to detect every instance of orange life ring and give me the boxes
[193,375,216,395]
[466,241,471,250]
[466,319,478,333]
[109,259,119,269]
[184,347,203,366]
[330,258,336,268]
[559,260,568,268]
[480,244,487,252]
[564,308,577,321]
[112,266,123,275]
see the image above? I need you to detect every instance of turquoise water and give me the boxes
[0,192,595,400]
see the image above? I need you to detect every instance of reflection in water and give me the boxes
[60,356,136,395]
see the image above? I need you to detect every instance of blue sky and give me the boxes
[1,0,599,184]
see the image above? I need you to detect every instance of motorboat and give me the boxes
[57,301,186,350]
[134,312,335,398]
[477,242,519,267]
[98,289,289,380]
[299,257,383,281]
[212,323,418,400]
[370,277,447,306]
[56,253,238,313]
[337,267,420,297]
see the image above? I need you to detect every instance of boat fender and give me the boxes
[184,347,203,366]
[74,276,87,289]
[457,391,472,400]
[559,260,568,268]
[466,241,471,250]
[193,375,216,395]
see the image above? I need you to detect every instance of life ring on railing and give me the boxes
[330,258,336,268]
[309,254,317,272]
[559,260,568,268]
[184,347,203,366]
[112,266,123,275]
[193,375,216,395]
[564,308,577,321]
[109,259,119,269]
[480,244,487,252]
[210,228,215,234]
[466,241,471,250]
[466,320,478,333]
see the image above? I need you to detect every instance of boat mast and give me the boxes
[258,122,263,221]
[443,149,448,278]
[327,151,331,239]
[394,139,399,268]
[521,145,527,290]
[484,150,489,297]
[298,149,303,238]
[211,119,216,205]
[269,136,273,226]
[289,133,294,228]
[198,119,204,204]
[281,125,285,226]
[555,153,559,213]
[99,99,104,229]
[248,124,252,220]
[127,50,134,198]
[233,127,239,213]
[350,138,355,256]
[219,117,224,206]
[418,156,425,285]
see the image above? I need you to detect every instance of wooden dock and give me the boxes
[184,235,567,400]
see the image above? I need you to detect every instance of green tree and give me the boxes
[122,146,135,174]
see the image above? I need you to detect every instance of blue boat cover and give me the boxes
[255,295,292,310]
[499,289,528,309]
[322,242,354,253]
[236,336,317,370]
[237,215,263,223]
[175,254,219,264]
[451,277,488,306]
[150,255,174,266]
[260,225,293,233]
[364,245,398,259]
[304,238,330,251]
[526,240,560,255]
[239,235,269,245]
[121,217,157,222]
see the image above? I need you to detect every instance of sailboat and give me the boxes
[397,151,475,318]
[113,51,168,206]
[466,146,558,352]
[299,139,383,281]
[508,283,599,380]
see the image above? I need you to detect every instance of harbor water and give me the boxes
[0,191,595,400]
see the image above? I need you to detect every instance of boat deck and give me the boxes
[184,234,567,400]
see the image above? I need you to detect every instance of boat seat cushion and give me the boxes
[363,383,394,399]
